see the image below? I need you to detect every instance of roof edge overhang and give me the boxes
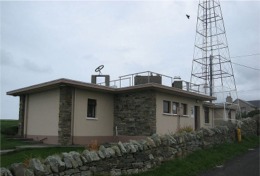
[116,83,216,101]
[203,102,238,110]
[7,79,215,101]
[6,78,116,96]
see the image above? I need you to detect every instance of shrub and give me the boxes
[1,125,18,136]
[176,126,193,133]
[247,110,260,118]
[88,140,99,151]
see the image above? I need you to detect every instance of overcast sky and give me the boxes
[1,0,260,119]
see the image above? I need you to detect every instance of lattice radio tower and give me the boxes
[190,0,239,108]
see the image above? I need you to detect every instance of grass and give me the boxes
[0,119,28,150]
[0,119,19,137]
[0,120,86,168]
[133,136,259,176]
[0,135,29,150]
[1,120,259,174]
[0,147,85,167]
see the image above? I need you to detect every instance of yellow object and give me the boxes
[237,128,241,142]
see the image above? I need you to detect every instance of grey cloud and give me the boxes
[1,49,17,67]
[22,58,53,73]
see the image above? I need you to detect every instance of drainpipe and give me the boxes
[115,126,118,136]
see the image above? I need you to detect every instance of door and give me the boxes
[194,106,200,130]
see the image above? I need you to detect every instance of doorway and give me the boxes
[194,106,200,130]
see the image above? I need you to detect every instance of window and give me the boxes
[228,110,231,119]
[181,103,188,115]
[172,102,179,114]
[87,99,96,118]
[163,101,171,113]
[204,107,209,123]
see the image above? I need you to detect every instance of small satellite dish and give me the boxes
[95,65,104,75]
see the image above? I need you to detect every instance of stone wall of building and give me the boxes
[1,118,257,176]
[114,90,156,136]
[18,95,26,137]
[58,86,74,145]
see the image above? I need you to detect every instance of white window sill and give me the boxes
[163,113,176,116]
[162,113,189,117]
[86,117,98,120]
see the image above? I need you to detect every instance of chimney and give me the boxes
[91,75,110,86]
[226,96,233,104]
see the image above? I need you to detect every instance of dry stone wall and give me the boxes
[1,118,257,176]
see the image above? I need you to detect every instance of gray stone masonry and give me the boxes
[114,90,156,136]
[18,95,25,137]
[58,86,73,145]
[1,118,257,176]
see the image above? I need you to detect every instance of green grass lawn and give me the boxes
[0,135,29,150]
[0,119,29,149]
[0,147,85,167]
[1,119,259,175]
[0,120,86,168]
[133,136,259,176]
[0,119,19,136]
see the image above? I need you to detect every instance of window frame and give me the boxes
[163,100,171,113]
[87,99,97,118]
[181,103,188,116]
[204,107,210,123]
[172,102,179,114]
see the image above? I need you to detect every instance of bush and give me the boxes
[247,110,260,117]
[176,126,193,133]
[1,126,18,136]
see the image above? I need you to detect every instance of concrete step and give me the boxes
[23,140,43,144]
[6,137,34,141]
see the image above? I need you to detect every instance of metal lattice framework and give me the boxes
[190,0,238,104]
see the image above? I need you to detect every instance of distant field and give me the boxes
[0,119,19,137]
[0,119,19,132]
[0,119,85,167]
[0,119,27,150]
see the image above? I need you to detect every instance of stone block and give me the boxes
[110,169,122,176]
[146,137,156,148]
[62,152,78,169]
[111,145,122,156]
[69,151,83,167]
[29,159,47,176]
[80,171,93,176]
[132,162,144,168]
[1,168,13,176]
[118,141,127,154]
[44,155,65,173]
[81,150,100,162]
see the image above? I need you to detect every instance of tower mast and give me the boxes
[190,0,240,118]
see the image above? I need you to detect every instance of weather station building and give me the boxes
[7,69,223,145]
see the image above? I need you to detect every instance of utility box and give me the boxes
[172,81,183,89]
[134,75,162,85]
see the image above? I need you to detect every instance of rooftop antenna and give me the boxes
[91,65,110,86]
[190,0,240,118]
[95,65,104,75]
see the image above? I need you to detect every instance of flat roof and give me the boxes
[7,78,216,101]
